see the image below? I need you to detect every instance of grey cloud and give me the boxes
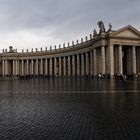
[0,0,139,50]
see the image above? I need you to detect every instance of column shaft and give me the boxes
[81,53,84,76]
[86,52,89,75]
[17,60,19,75]
[2,60,5,76]
[90,51,93,76]
[36,59,38,75]
[45,58,48,75]
[72,55,75,76]
[108,44,114,77]
[54,58,57,75]
[101,45,105,74]
[77,54,80,76]
[26,60,29,75]
[49,58,52,76]
[132,46,136,74]
[40,59,43,75]
[68,56,71,76]
[93,49,97,76]
[118,45,123,74]
[21,60,24,75]
[63,57,66,76]
[31,59,34,75]
[59,57,62,76]
[13,60,15,76]
[5,60,8,75]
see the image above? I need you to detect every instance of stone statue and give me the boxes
[50,46,52,50]
[72,41,74,46]
[54,45,56,50]
[76,40,79,44]
[22,49,24,53]
[68,42,69,47]
[85,36,88,41]
[36,48,38,52]
[40,47,42,51]
[2,49,4,53]
[27,49,28,52]
[97,21,105,33]
[93,29,97,36]
[59,44,61,49]
[81,38,83,43]
[31,48,33,52]
[45,47,47,51]
[90,34,92,39]
[108,23,112,31]
[63,43,65,48]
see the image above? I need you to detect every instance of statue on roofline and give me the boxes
[97,21,105,33]
[68,42,69,47]
[81,38,83,43]
[72,41,74,46]
[76,40,79,44]
[63,43,65,48]
[93,29,97,36]
[90,34,92,39]
[108,23,112,31]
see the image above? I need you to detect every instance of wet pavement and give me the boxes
[0,77,140,139]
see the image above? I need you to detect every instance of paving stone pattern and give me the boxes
[0,78,139,140]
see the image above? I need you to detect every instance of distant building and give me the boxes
[0,22,140,78]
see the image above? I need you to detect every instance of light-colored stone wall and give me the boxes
[0,24,140,77]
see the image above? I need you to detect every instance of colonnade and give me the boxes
[1,51,94,76]
[1,44,140,77]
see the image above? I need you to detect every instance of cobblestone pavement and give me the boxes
[0,78,140,140]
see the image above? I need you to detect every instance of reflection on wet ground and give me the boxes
[0,77,140,139]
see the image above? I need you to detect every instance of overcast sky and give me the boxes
[0,0,139,52]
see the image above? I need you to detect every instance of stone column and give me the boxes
[21,60,24,75]
[2,60,5,76]
[49,58,52,76]
[36,59,38,75]
[17,60,19,75]
[127,48,132,75]
[31,59,34,75]
[72,55,75,76]
[13,60,15,76]
[26,59,29,75]
[5,60,8,75]
[86,52,89,75]
[93,49,97,76]
[68,56,71,76]
[118,45,123,74]
[77,54,80,76]
[108,44,114,77]
[59,57,62,76]
[101,45,105,74]
[63,57,66,76]
[15,60,18,75]
[40,59,43,75]
[81,53,84,76]
[45,58,48,75]
[54,58,57,75]
[132,46,136,74]
[90,51,93,76]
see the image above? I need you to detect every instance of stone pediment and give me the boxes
[110,25,140,39]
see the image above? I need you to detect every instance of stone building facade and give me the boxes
[0,22,140,78]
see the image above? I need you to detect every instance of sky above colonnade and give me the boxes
[0,0,139,52]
